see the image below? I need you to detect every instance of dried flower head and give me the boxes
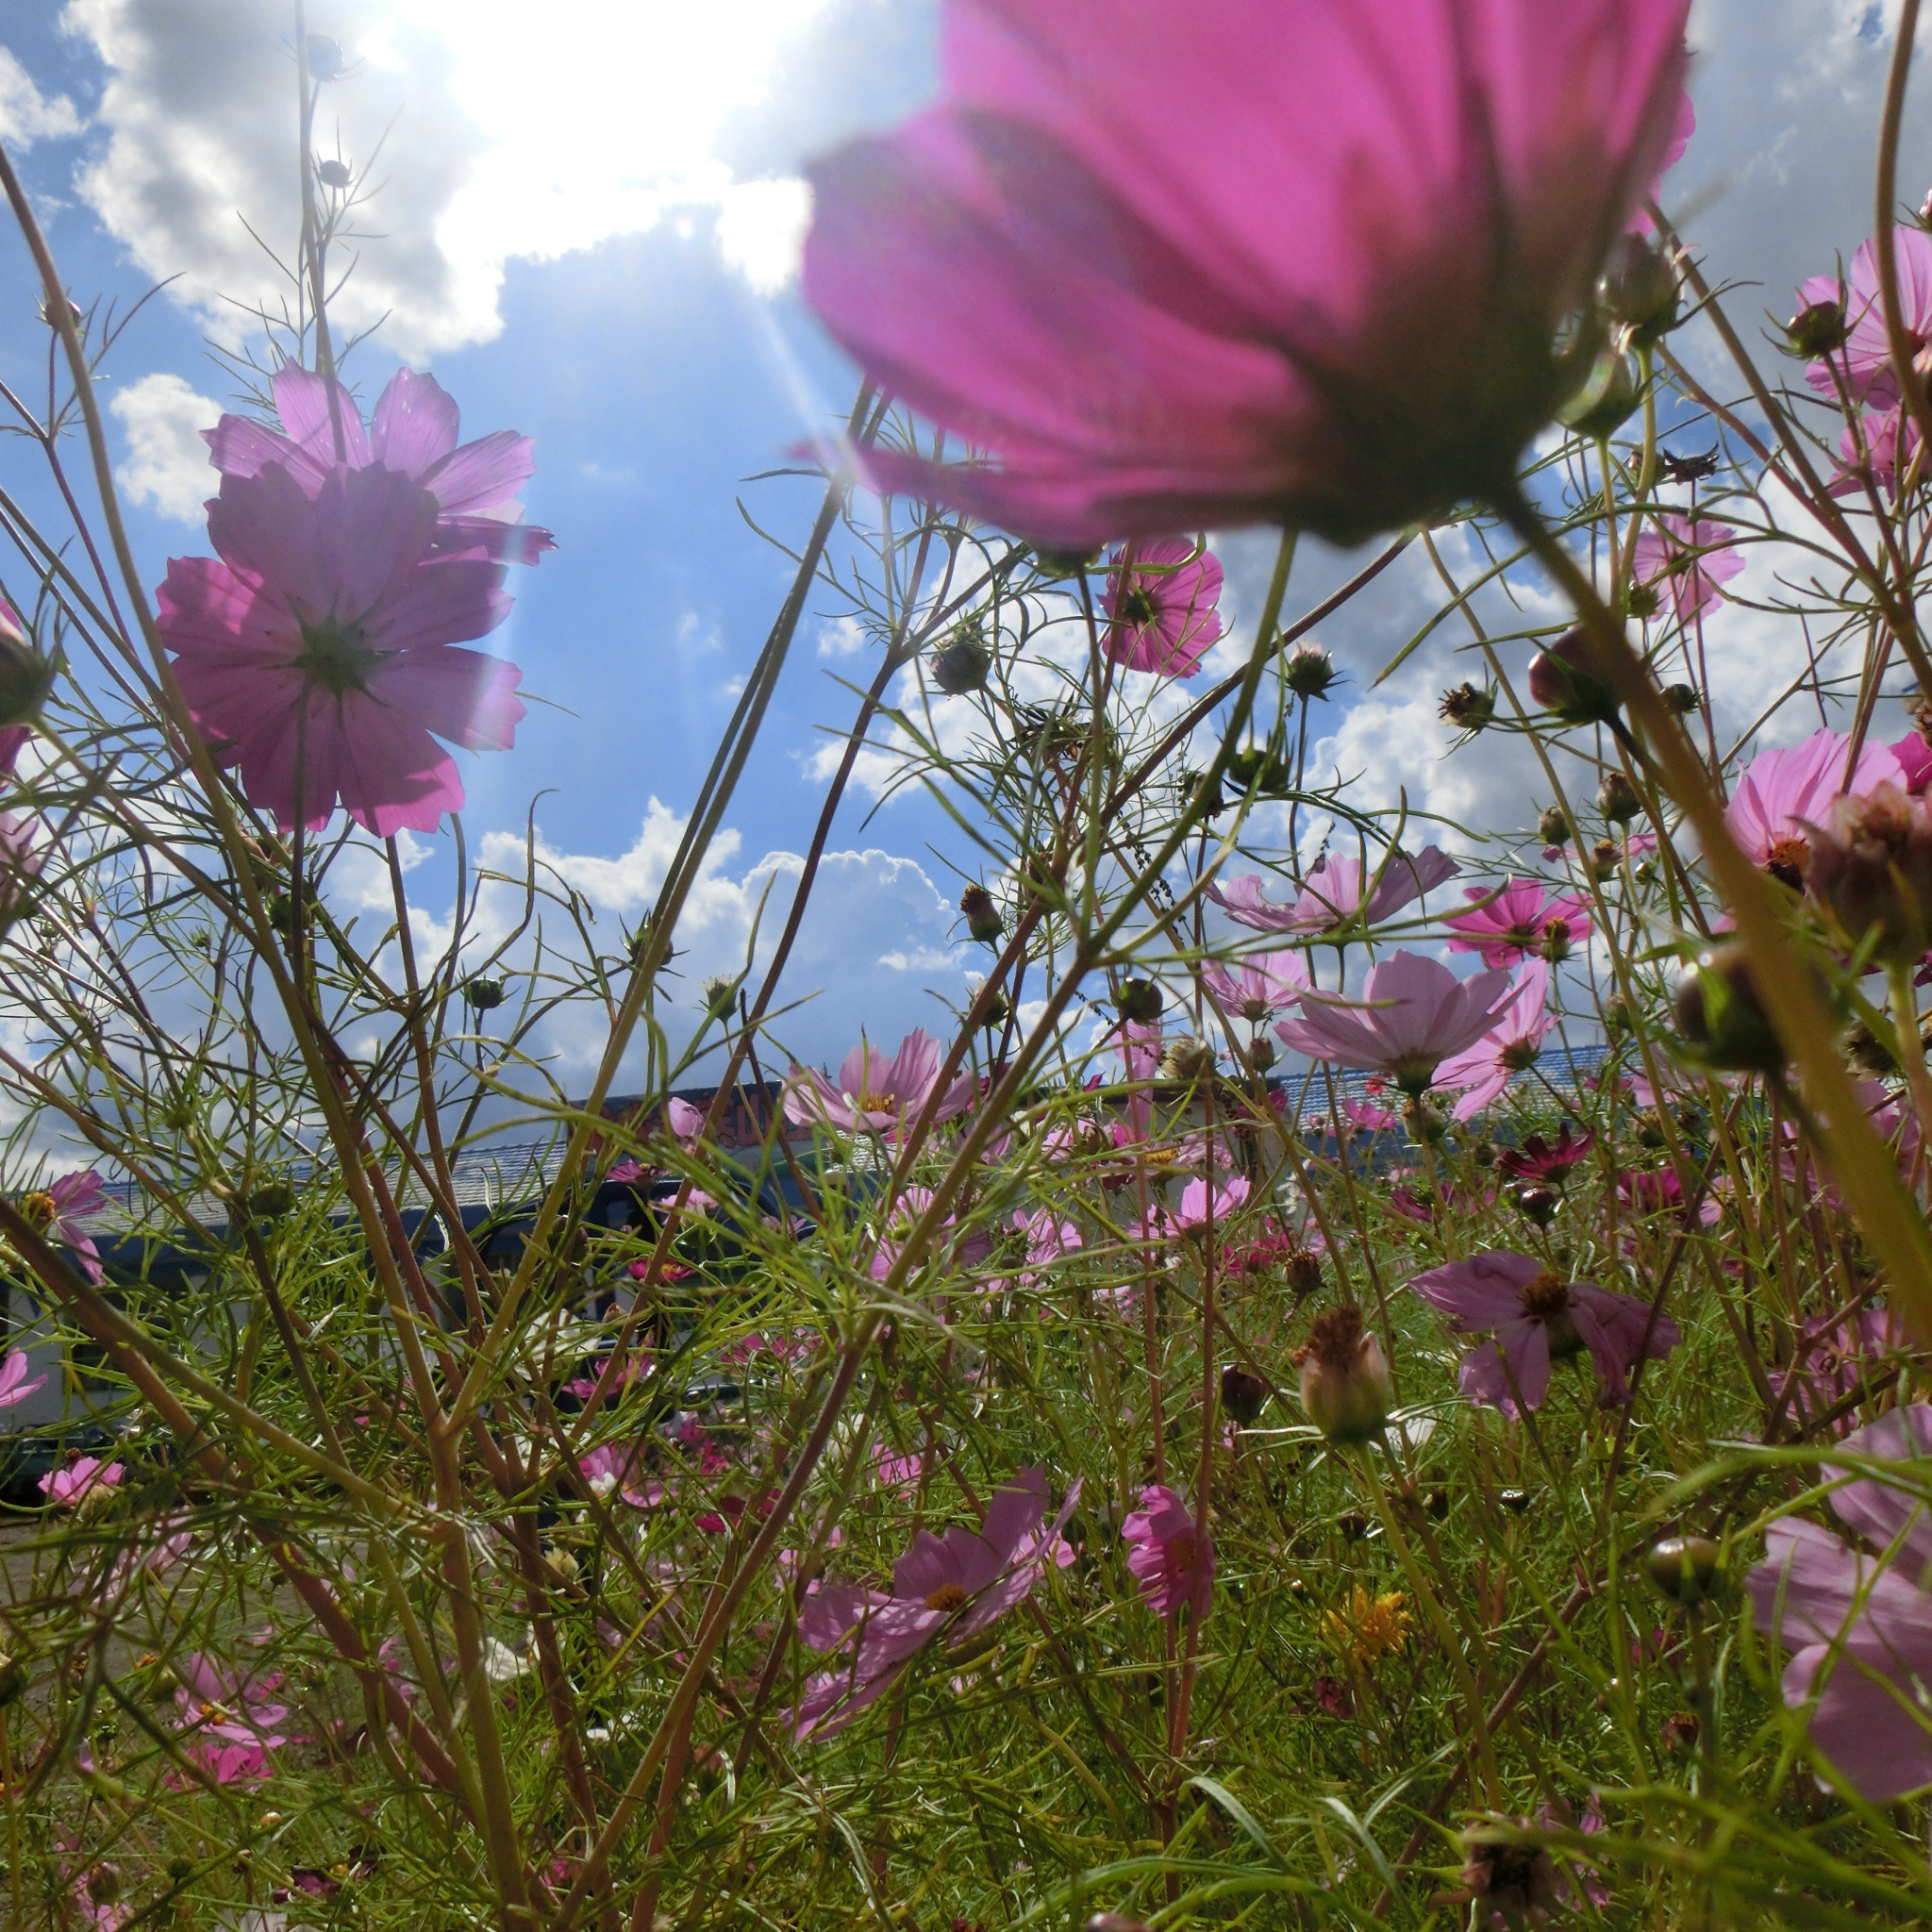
[1295,1306,1391,1443]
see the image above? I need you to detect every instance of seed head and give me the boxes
[1439,681,1495,731]
[1294,1306,1390,1444]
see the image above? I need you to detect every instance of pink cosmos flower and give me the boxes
[783,1027,976,1136]
[206,363,556,566]
[42,1456,124,1507]
[1407,1249,1679,1418]
[578,1441,663,1508]
[158,464,526,836]
[0,1348,44,1408]
[1631,512,1744,621]
[1103,539,1223,676]
[1627,87,1695,232]
[1432,958,1554,1120]
[1497,1123,1593,1183]
[1444,879,1591,968]
[21,1167,108,1284]
[1274,951,1513,1093]
[1210,846,1457,936]
[1748,1404,1932,1801]
[1724,728,1903,883]
[174,1651,291,1785]
[802,0,1691,549]
[1010,1204,1082,1288]
[1829,407,1924,502]
[1773,1308,1907,1438]
[1338,1094,1397,1133]
[1890,731,1932,795]
[1801,229,1932,409]
[791,1466,1081,1740]
[1123,1484,1214,1622]
[1202,948,1309,1022]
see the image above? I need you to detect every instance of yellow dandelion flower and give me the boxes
[1324,1586,1412,1672]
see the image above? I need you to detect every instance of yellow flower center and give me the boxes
[19,1191,53,1231]
[924,1583,969,1613]
[1323,1586,1411,1671]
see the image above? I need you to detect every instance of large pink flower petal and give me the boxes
[367,646,525,753]
[1408,1249,1542,1327]
[370,366,460,477]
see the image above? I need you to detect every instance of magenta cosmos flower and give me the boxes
[1407,1249,1679,1418]
[158,464,526,836]
[803,0,1691,549]
[207,364,555,566]
[174,1650,291,1785]
[21,1167,108,1284]
[42,1455,124,1507]
[1210,846,1457,936]
[0,1349,44,1408]
[1103,539,1223,676]
[1202,948,1308,1022]
[1749,1405,1932,1801]
[1123,1483,1214,1622]
[1444,879,1591,967]
[784,1026,976,1136]
[1631,512,1744,622]
[1724,728,1902,887]
[1802,229,1932,409]
[1274,951,1513,1093]
[791,1466,1080,1739]
[1432,958,1554,1119]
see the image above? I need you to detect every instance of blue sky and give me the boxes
[0,0,1926,1090]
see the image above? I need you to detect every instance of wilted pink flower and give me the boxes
[42,1456,124,1507]
[1123,1484,1213,1622]
[1631,512,1744,621]
[1202,948,1308,1022]
[0,1348,44,1408]
[174,1650,291,1785]
[19,1167,108,1284]
[791,1466,1080,1740]
[158,464,526,835]
[1407,1249,1678,1417]
[1103,538,1223,676]
[1724,728,1902,885]
[803,0,1690,549]
[1275,951,1513,1093]
[1748,1404,1932,1800]
[1210,846,1457,936]
[1801,230,1932,409]
[784,1027,976,1136]
[1444,879,1591,968]
[1432,958,1554,1120]
[207,363,556,565]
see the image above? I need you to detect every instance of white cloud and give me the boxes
[108,371,221,521]
[59,0,834,357]
[0,45,82,146]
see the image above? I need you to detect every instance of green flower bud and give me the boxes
[1673,942,1786,1075]
[462,974,506,1012]
[1527,626,1623,727]
[316,158,352,190]
[1597,770,1641,823]
[958,883,1003,943]
[931,632,991,695]
[1114,976,1164,1024]
[1559,351,1643,441]
[1538,805,1573,847]
[1284,646,1338,700]
[701,974,739,1020]
[1295,1306,1390,1444]
[1598,234,1680,345]
[1646,1533,1723,1605]
[1786,299,1848,359]
[0,605,55,728]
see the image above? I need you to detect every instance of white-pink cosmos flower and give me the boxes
[0,1349,45,1409]
[1274,951,1513,1093]
[1724,728,1903,884]
[1433,958,1555,1120]
[783,1028,976,1136]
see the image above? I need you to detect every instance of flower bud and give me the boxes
[1559,351,1643,441]
[305,33,345,80]
[978,988,1011,1031]
[1527,626,1622,727]
[701,974,738,1020]
[1624,579,1661,619]
[316,158,352,190]
[1645,1533,1723,1605]
[1035,546,1100,577]
[1673,942,1786,1075]
[1661,682,1701,715]
[1511,1183,1559,1227]
[462,974,506,1012]
[1537,805,1573,847]
[1114,977,1163,1024]
[1602,994,1633,1035]
[87,1865,123,1906]
[1295,1306,1391,1444]
[245,1179,297,1223]
[0,1652,25,1706]
[1220,1364,1268,1426]
[958,883,1003,943]
[0,606,54,728]
[1284,645,1337,700]
[1244,1034,1277,1074]
[1598,234,1680,344]
[930,631,991,695]
[1438,681,1495,731]
[1786,299,1848,360]
[1804,781,1932,963]
[1597,770,1641,824]
[1085,1916,1152,1932]
[1284,1247,1324,1300]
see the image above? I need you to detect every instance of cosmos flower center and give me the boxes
[19,1191,54,1230]
[1519,1270,1572,1319]
[293,611,382,699]
[1169,1533,1197,1573]
[1500,1040,1541,1072]
[1765,836,1811,889]
[858,1089,898,1116]
[924,1582,969,1613]
[1120,588,1158,626]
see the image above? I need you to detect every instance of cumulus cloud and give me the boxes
[59,0,839,357]
[109,371,221,521]
[0,44,82,146]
